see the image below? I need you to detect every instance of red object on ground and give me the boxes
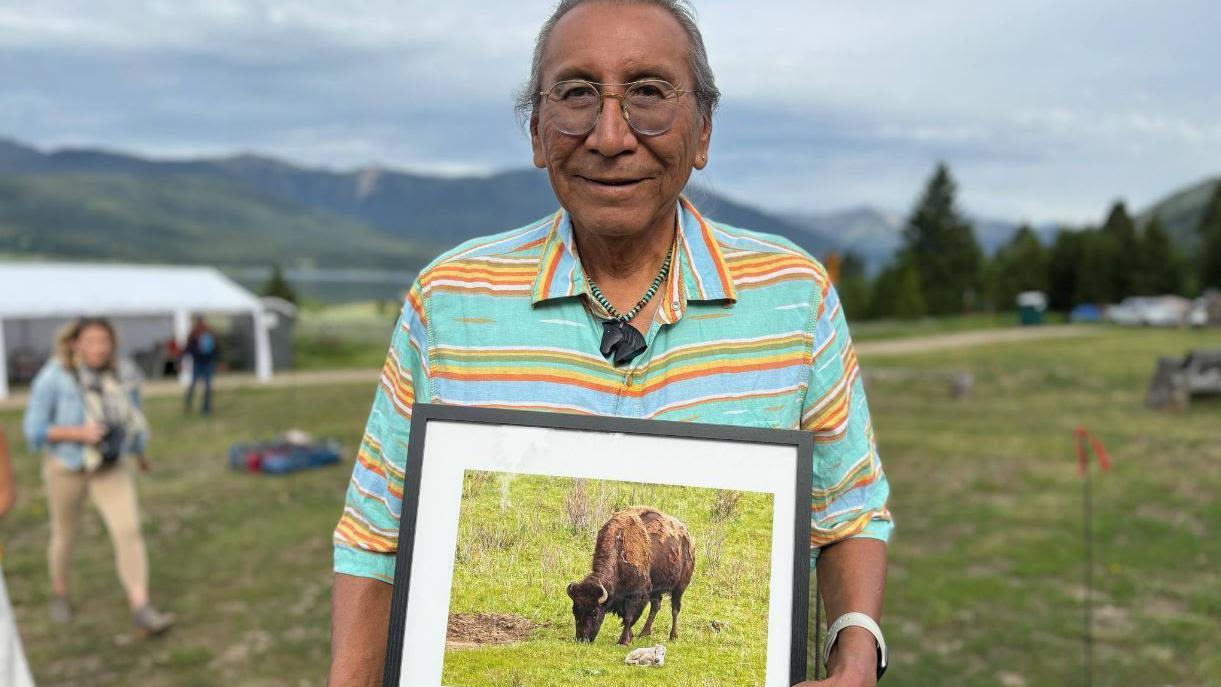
[244,450,263,473]
[1073,426,1111,475]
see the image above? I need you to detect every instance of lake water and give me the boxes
[228,267,416,304]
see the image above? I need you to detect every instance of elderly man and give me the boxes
[329,1,892,685]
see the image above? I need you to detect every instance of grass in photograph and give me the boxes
[441,473,775,687]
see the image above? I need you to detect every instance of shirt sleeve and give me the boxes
[801,280,893,566]
[333,283,431,583]
[22,366,57,452]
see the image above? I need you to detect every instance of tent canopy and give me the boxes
[0,263,263,317]
[0,262,273,398]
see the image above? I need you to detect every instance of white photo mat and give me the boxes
[385,405,811,687]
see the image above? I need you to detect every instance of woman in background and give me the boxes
[22,318,173,637]
[0,427,36,686]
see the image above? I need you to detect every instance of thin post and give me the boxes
[0,318,8,400]
[1083,455,1093,687]
[251,305,274,382]
[173,309,191,387]
[1074,426,1108,687]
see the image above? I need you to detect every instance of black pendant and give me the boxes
[599,319,647,366]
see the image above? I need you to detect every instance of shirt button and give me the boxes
[671,300,681,309]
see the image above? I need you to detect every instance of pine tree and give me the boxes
[1199,183,1221,290]
[868,257,926,320]
[834,252,872,320]
[901,163,982,315]
[867,263,900,320]
[1047,229,1084,312]
[262,264,298,304]
[1136,215,1183,295]
[980,255,1002,312]
[1100,200,1139,299]
[892,261,927,319]
[989,225,1049,309]
[1073,230,1115,305]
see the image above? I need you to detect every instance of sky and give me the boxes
[2,0,1219,224]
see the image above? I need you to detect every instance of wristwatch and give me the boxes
[823,612,888,680]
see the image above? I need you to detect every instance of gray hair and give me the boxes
[514,0,721,128]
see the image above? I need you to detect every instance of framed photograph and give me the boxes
[384,403,814,687]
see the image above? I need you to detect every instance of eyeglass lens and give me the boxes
[545,80,680,136]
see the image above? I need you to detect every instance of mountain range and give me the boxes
[0,136,1216,275]
[0,138,833,269]
[1137,176,1221,252]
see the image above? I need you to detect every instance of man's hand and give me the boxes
[794,625,880,686]
[795,669,876,687]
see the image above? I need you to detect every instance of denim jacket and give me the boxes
[22,359,148,471]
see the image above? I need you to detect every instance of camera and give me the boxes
[98,423,126,465]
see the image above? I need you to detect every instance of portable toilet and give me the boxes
[1016,291,1047,326]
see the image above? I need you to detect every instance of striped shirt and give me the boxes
[334,197,893,582]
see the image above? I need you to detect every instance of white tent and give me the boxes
[0,263,273,398]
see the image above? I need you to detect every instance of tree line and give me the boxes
[835,164,1221,319]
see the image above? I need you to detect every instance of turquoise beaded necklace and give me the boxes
[587,246,673,323]
[586,245,673,366]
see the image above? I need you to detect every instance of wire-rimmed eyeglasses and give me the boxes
[538,79,692,137]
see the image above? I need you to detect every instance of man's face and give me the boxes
[530,2,711,240]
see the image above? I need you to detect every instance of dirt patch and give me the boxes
[446,613,541,648]
[854,324,1092,356]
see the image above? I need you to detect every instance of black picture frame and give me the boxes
[383,402,813,687]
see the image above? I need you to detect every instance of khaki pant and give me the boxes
[42,459,148,601]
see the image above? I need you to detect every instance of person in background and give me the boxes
[22,317,174,637]
[182,316,219,416]
[164,337,181,378]
[0,428,36,686]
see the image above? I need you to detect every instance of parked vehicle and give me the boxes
[1106,296,1191,327]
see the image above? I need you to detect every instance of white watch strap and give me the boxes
[822,612,888,677]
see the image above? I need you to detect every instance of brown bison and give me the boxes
[566,506,695,645]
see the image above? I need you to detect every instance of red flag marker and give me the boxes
[1073,425,1110,687]
[1074,426,1111,475]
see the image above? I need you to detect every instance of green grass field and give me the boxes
[442,472,774,687]
[291,306,1070,371]
[866,327,1221,685]
[290,302,1058,367]
[294,300,398,370]
[848,311,1068,342]
[0,382,368,687]
[0,324,1216,685]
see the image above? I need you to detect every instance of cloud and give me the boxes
[1,0,1218,223]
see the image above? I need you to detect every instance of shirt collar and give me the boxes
[531,196,738,320]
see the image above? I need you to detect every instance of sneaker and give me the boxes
[49,596,73,624]
[132,604,175,638]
